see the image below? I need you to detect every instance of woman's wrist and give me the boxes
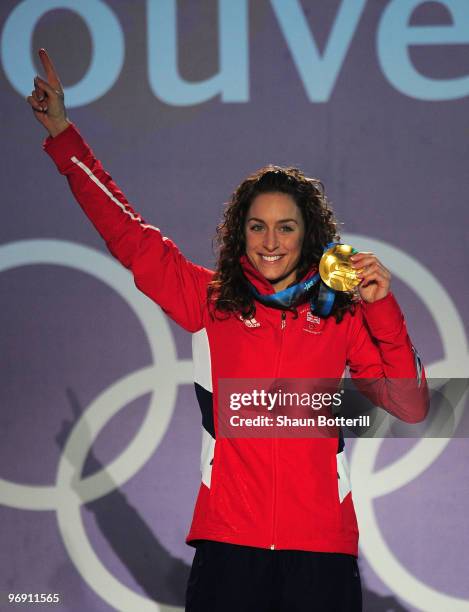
[48,118,71,138]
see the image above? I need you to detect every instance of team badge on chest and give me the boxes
[300,307,322,334]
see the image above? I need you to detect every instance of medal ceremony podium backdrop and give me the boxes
[1,1,468,611]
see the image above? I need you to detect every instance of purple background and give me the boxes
[1,1,468,610]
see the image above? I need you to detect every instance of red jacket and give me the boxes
[44,124,428,556]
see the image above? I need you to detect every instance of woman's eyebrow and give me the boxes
[247,217,299,224]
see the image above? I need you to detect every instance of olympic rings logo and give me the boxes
[0,236,468,612]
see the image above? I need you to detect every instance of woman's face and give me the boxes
[244,192,305,292]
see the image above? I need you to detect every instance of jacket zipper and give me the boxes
[271,310,287,550]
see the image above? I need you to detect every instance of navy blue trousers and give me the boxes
[185,540,362,612]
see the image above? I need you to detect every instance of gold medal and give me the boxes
[319,244,361,292]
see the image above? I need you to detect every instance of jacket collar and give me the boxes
[239,254,317,297]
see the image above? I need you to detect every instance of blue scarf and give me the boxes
[248,243,340,317]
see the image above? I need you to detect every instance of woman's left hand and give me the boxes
[349,252,391,303]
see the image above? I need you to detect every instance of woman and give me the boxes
[27,48,428,612]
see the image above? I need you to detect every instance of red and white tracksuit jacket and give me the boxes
[44,123,428,557]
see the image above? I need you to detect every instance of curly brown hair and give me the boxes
[207,165,357,323]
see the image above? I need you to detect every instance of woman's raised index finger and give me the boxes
[38,48,61,89]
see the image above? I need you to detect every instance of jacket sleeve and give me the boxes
[43,123,212,332]
[346,292,429,423]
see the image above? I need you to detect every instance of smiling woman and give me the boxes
[245,192,305,291]
[28,47,428,612]
[208,165,357,323]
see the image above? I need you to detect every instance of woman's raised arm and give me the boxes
[27,49,211,333]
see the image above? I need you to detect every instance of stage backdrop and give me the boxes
[1,1,468,611]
